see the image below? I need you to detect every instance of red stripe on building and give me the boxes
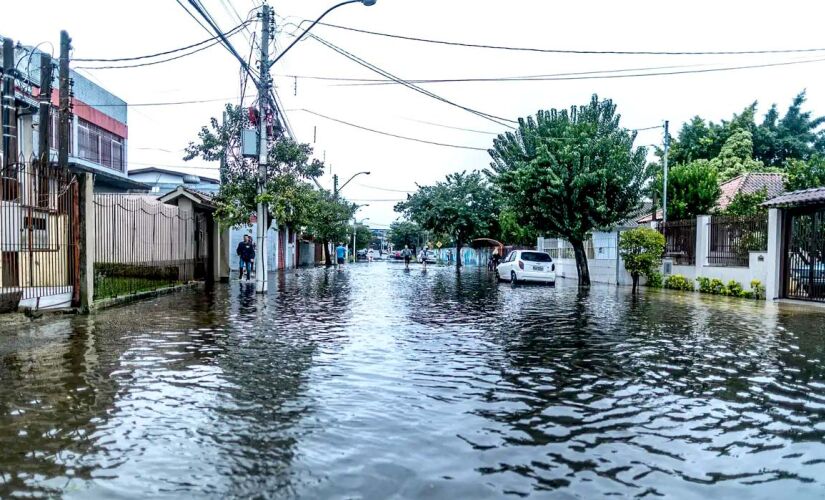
[32,87,129,139]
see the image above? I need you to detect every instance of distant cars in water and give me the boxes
[496,250,556,285]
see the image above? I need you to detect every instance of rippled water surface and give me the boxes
[2,265,825,498]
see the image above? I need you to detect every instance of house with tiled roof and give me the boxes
[637,172,786,223]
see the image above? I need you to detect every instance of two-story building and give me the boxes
[0,37,147,192]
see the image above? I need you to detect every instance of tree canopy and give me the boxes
[666,160,721,220]
[488,94,650,285]
[395,171,498,268]
[668,91,825,168]
[785,156,825,191]
[388,220,424,249]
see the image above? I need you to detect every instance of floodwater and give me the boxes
[2,265,825,498]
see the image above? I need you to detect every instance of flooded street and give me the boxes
[2,264,825,498]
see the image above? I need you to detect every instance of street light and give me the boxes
[269,0,377,69]
[351,206,368,262]
[334,171,371,198]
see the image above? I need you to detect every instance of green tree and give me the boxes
[184,104,324,229]
[303,189,357,266]
[668,91,825,168]
[348,223,372,254]
[395,171,498,268]
[619,227,666,294]
[722,188,769,217]
[388,220,423,250]
[667,160,721,220]
[710,129,766,182]
[488,95,649,285]
[785,156,825,191]
[497,209,537,247]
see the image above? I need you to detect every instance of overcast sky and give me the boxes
[4,0,825,228]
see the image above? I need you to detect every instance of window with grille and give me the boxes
[76,118,125,172]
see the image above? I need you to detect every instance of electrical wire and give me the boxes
[74,25,249,70]
[356,183,415,193]
[298,108,489,151]
[313,21,825,56]
[74,20,250,62]
[306,33,517,128]
[73,95,254,107]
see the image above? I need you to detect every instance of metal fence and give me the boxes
[657,219,696,265]
[93,194,208,301]
[0,159,79,310]
[708,215,769,267]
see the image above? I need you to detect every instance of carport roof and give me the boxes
[762,186,825,208]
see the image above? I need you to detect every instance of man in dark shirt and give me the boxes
[236,234,256,280]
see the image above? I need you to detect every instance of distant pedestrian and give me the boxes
[336,242,347,266]
[446,249,453,265]
[419,245,430,271]
[401,245,412,269]
[236,234,255,280]
[367,248,374,263]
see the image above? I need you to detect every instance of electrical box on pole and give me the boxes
[241,129,258,157]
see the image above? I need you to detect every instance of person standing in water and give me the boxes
[335,242,347,267]
[419,244,430,271]
[236,234,255,280]
[401,245,412,270]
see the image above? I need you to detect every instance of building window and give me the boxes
[151,186,160,193]
[76,118,125,172]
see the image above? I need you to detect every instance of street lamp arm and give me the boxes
[337,171,371,194]
[270,0,367,68]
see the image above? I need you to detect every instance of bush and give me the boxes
[709,278,726,295]
[725,280,744,297]
[664,274,693,291]
[751,279,766,300]
[696,277,712,294]
[646,271,663,288]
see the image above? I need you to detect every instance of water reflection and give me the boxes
[1,265,825,498]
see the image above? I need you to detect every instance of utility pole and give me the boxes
[38,52,53,164]
[662,120,670,225]
[58,31,72,171]
[255,4,271,294]
[333,174,339,198]
[2,38,18,170]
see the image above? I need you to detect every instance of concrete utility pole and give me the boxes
[256,4,271,294]
[38,52,53,164]
[662,120,670,225]
[58,31,72,171]
[2,38,18,168]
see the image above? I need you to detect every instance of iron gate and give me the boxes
[785,208,825,301]
[0,159,79,310]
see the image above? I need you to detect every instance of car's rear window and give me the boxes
[521,252,552,262]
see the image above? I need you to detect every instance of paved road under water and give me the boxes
[2,264,825,498]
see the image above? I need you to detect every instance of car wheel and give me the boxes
[495,269,501,281]
[510,271,518,285]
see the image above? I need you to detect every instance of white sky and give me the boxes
[4,0,825,228]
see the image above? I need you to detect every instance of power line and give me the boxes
[305,32,516,129]
[356,183,414,193]
[298,108,489,151]
[75,23,249,70]
[74,21,250,62]
[74,95,254,107]
[314,21,825,56]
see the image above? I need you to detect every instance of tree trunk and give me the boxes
[456,240,463,269]
[631,272,639,294]
[571,239,591,286]
[323,240,332,266]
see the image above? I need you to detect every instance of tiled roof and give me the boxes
[618,202,654,227]
[636,172,787,223]
[718,173,786,209]
[763,187,825,208]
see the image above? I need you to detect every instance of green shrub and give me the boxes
[646,271,663,288]
[664,274,693,291]
[751,279,766,300]
[696,277,712,294]
[725,280,744,297]
[709,278,726,295]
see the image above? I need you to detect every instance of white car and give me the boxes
[496,250,556,285]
